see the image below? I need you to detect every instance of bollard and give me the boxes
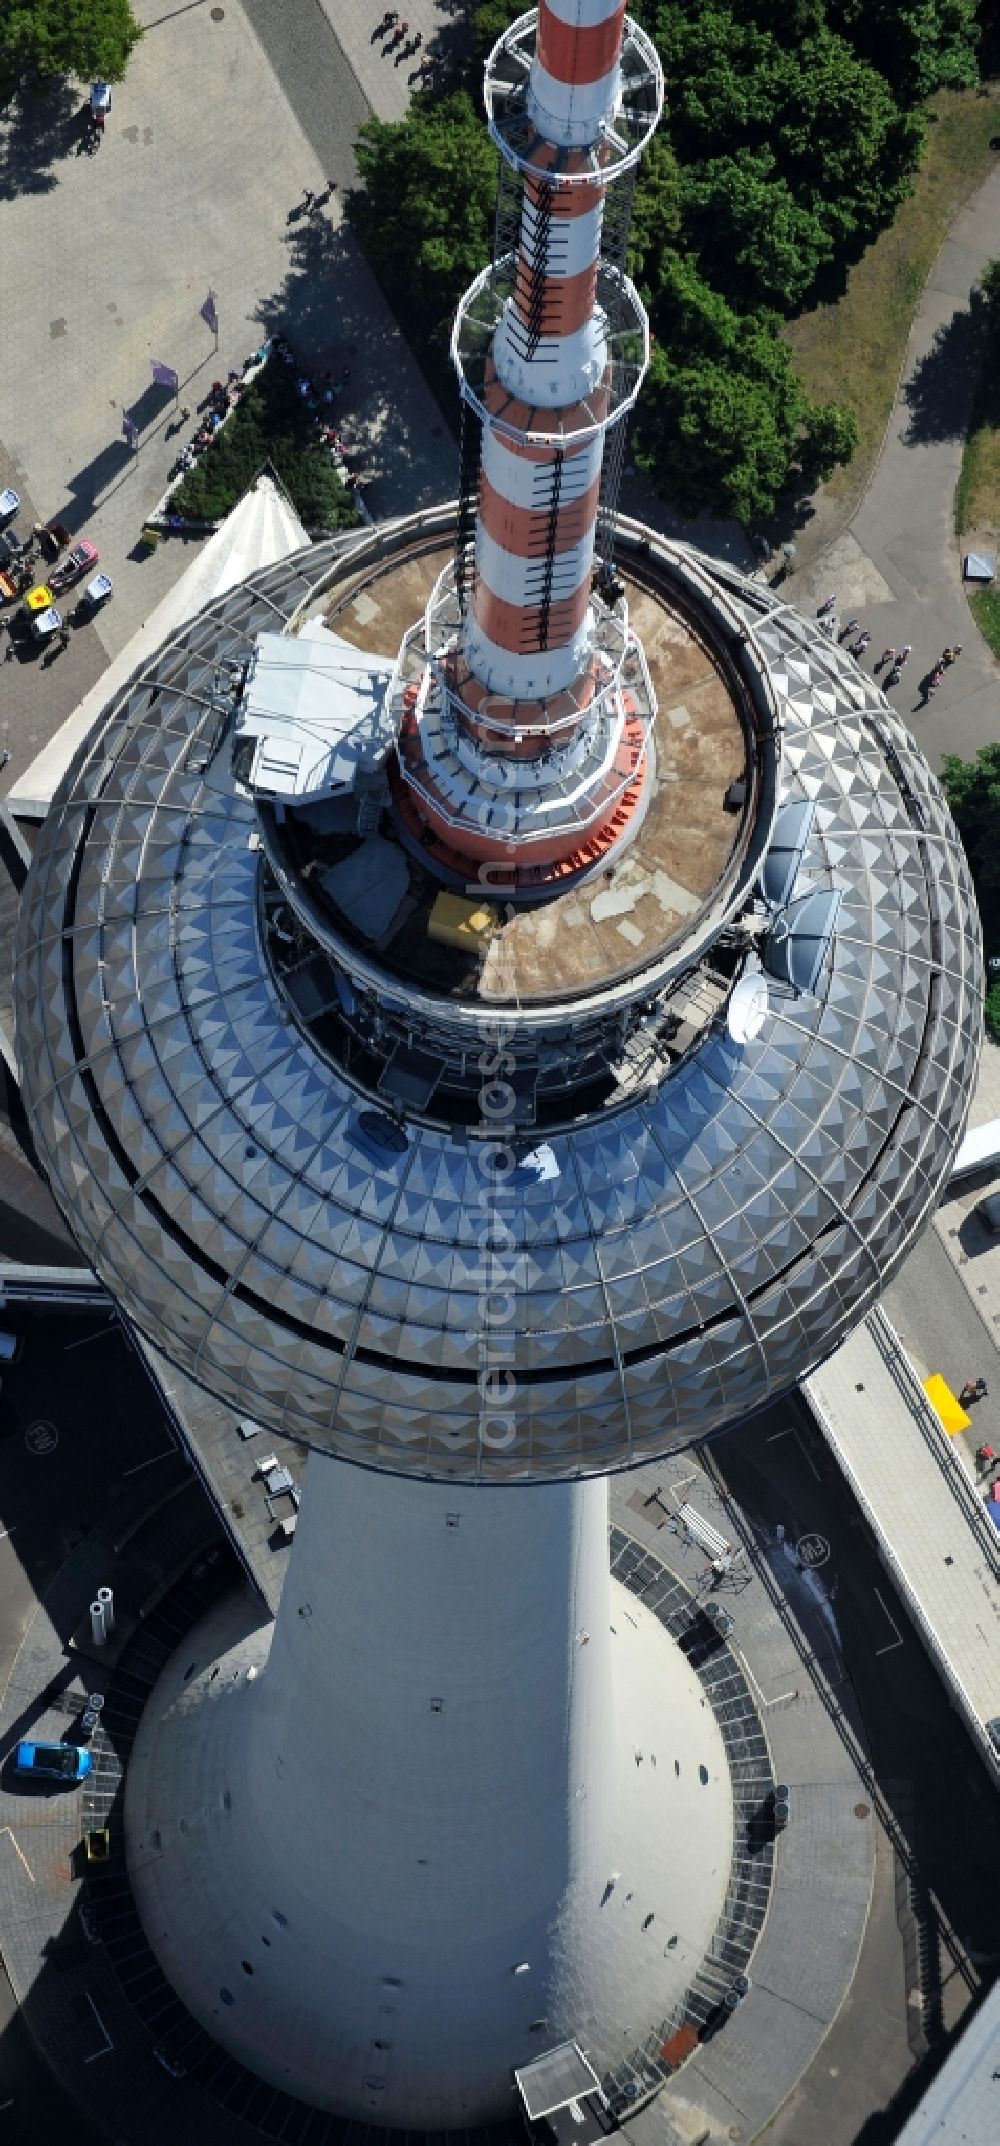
[90,1600,106,1647]
[97,1586,114,1635]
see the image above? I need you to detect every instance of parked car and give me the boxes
[15,1741,92,1783]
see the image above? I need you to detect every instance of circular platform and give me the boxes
[273,543,755,1005]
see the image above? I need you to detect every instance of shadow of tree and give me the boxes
[251,212,453,516]
[902,289,988,446]
[0,80,86,200]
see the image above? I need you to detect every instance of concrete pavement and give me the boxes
[0,0,453,800]
[783,162,1000,770]
[313,0,468,123]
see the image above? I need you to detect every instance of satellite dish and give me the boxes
[764,889,842,997]
[727,972,770,1043]
[761,798,816,909]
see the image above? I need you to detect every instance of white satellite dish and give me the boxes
[727,972,770,1043]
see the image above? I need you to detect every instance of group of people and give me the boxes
[815,597,964,697]
[164,332,365,505]
[371,12,433,84]
[276,338,364,492]
[169,351,269,481]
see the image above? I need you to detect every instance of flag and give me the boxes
[151,360,179,392]
[122,413,139,450]
[200,290,219,334]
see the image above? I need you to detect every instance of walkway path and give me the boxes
[784,163,1000,769]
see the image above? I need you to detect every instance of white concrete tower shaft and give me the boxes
[125,1461,734,2122]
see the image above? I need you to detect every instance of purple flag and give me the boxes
[122,413,139,450]
[200,290,219,334]
[151,360,178,393]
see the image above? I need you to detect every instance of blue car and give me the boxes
[15,1741,92,1784]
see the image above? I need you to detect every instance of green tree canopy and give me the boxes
[631,253,855,519]
[941,745,1000,899]
[0,0,141,92]
[639,11,923,249]
[676,152,834,313]
[827,0,979,103]
[353,93,498,333]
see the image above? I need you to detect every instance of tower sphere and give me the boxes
[12,521,982,1482]
[12,6,982,1483]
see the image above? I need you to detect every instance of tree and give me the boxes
[826,0,979,104]
[634,8,924,251]
[632,251,857,518]
[941,745,1000,900]
[627,133,683,291]
[0,1,141,95]
[352,93,498,333]
[677,153,833,313]
[795,397,859,484]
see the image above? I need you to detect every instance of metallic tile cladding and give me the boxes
[13,537,982,1483]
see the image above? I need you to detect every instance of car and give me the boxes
[15,1741,92,1783]
[975,1193,1000,1235]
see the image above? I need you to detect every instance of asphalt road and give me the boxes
[0,1306,183,2146]
[712,1395,999,2146]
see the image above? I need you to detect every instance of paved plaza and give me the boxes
[0,0,453,796]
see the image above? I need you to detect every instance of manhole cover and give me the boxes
[211,6,225,18]
[24,1419,59,1455]
[854,1802,870,1819]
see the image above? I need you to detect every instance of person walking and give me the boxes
[896,644,911,665]
[942,645,962,666]
[0,749,10,772]
[817,593,836,615]
[876,648,895,670]
[839,617,860,641]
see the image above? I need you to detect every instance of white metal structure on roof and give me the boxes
[233,625,395,800]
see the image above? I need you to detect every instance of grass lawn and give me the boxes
[172,357,360,532]
[967,584,1000,657]
[785,85,1000,519]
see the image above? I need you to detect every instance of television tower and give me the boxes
[12,2,982,2133]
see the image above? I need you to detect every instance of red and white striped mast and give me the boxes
[391,5,664,888]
